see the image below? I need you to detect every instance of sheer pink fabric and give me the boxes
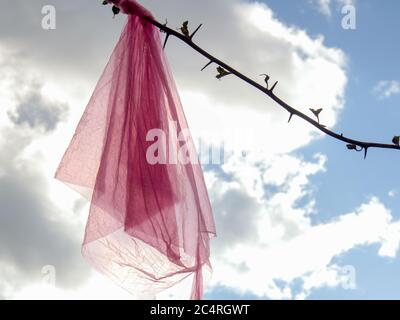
[55,0,216,299]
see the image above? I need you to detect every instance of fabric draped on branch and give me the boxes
[55,0,216,299]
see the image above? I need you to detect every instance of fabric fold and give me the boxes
[55,0,216,299]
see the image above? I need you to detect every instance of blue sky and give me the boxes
[205,0,400,300]
[262,0,400,221]
[1,0,400,300]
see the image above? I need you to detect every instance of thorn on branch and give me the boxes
[309,108,323,123]
[201,61,213,71]
[364,147,369,160]
[163,33,171,49]
[216,66,231,80]
[190,24,202,41]
[259,74,270,90]
[288,113,294,123]
[269,81,278,93]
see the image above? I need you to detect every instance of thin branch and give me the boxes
[139,15,400,156]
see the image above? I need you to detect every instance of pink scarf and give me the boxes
[55,0,216,299]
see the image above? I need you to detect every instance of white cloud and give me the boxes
[315,0,332,16]
[298,264,355,299]
[373,80,400,99]
[9,274,133,300]
[388,190,397,198]
[206,153,400,299]
[312,0,356,17]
